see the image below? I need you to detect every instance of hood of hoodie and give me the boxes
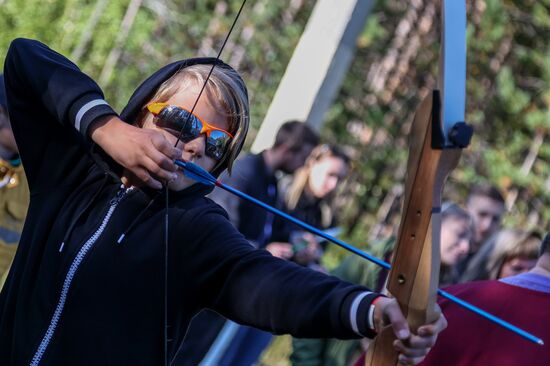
[92,57,248,201]
[120,57,248,177]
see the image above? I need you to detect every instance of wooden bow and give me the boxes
[365,1,470,364]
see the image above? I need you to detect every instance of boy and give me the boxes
[0,38,444,365]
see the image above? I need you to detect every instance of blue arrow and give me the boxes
[174,159,544,346]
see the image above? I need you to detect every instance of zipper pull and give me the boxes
[109,187,127,205]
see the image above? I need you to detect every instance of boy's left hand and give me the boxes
[372,297,447,365]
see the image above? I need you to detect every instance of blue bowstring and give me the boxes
[174,159,544,346]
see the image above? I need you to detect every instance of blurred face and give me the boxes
[279,143,315,174]
[142,82,229,191]
[307,156,348,199]
[467,195,505,249]
[498,257,537,279]
[440,217,471,266]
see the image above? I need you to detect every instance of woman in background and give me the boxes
[275,144,350,268]
[486,229,541,279]
[461,228,541,282]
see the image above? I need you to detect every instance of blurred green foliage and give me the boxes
[1,0,549,263]
[322,0,550,262]
[0,0,316,133]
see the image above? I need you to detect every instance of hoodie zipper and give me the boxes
[29,187,132,366]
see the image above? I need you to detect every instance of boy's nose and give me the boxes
[184,135,206,159]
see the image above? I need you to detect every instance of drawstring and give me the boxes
[59,173,110,252]
[164,185,169,366]
[116,191,161,244]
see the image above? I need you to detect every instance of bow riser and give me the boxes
[365,91,461,365]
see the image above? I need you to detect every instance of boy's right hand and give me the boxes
[89,116,181,189]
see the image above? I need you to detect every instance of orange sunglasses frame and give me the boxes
[146,102,234,138]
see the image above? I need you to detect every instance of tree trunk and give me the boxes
[99,0,143,86]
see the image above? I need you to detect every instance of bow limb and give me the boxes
[365,1,468,364]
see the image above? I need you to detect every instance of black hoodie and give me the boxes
[0,38,379,366]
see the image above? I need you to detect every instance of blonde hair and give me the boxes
[285,144,350,211]
[486,229,541,279]
[139,64,249,174]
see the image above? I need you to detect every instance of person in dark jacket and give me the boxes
[278,144,351,268]
[457,184,506,278]
[212,120,319,252]
[0,38,445,366]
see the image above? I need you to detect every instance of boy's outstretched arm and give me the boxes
[184,210,446,366]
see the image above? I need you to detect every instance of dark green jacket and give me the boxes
[0,161,28,289]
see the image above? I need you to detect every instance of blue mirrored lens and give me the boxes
[157,106,230,161]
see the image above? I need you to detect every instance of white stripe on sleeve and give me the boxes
[368,303,376,331]
[74,99,109,132]
[349,291,371,336]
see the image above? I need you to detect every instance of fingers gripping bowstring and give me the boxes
[163,1,247,365]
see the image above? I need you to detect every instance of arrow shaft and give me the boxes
[217,181,390,269]
[216,177,543,346]
[173,159,543,346]
[437,289,543,345]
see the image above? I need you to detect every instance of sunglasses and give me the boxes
[146,102,233,161]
